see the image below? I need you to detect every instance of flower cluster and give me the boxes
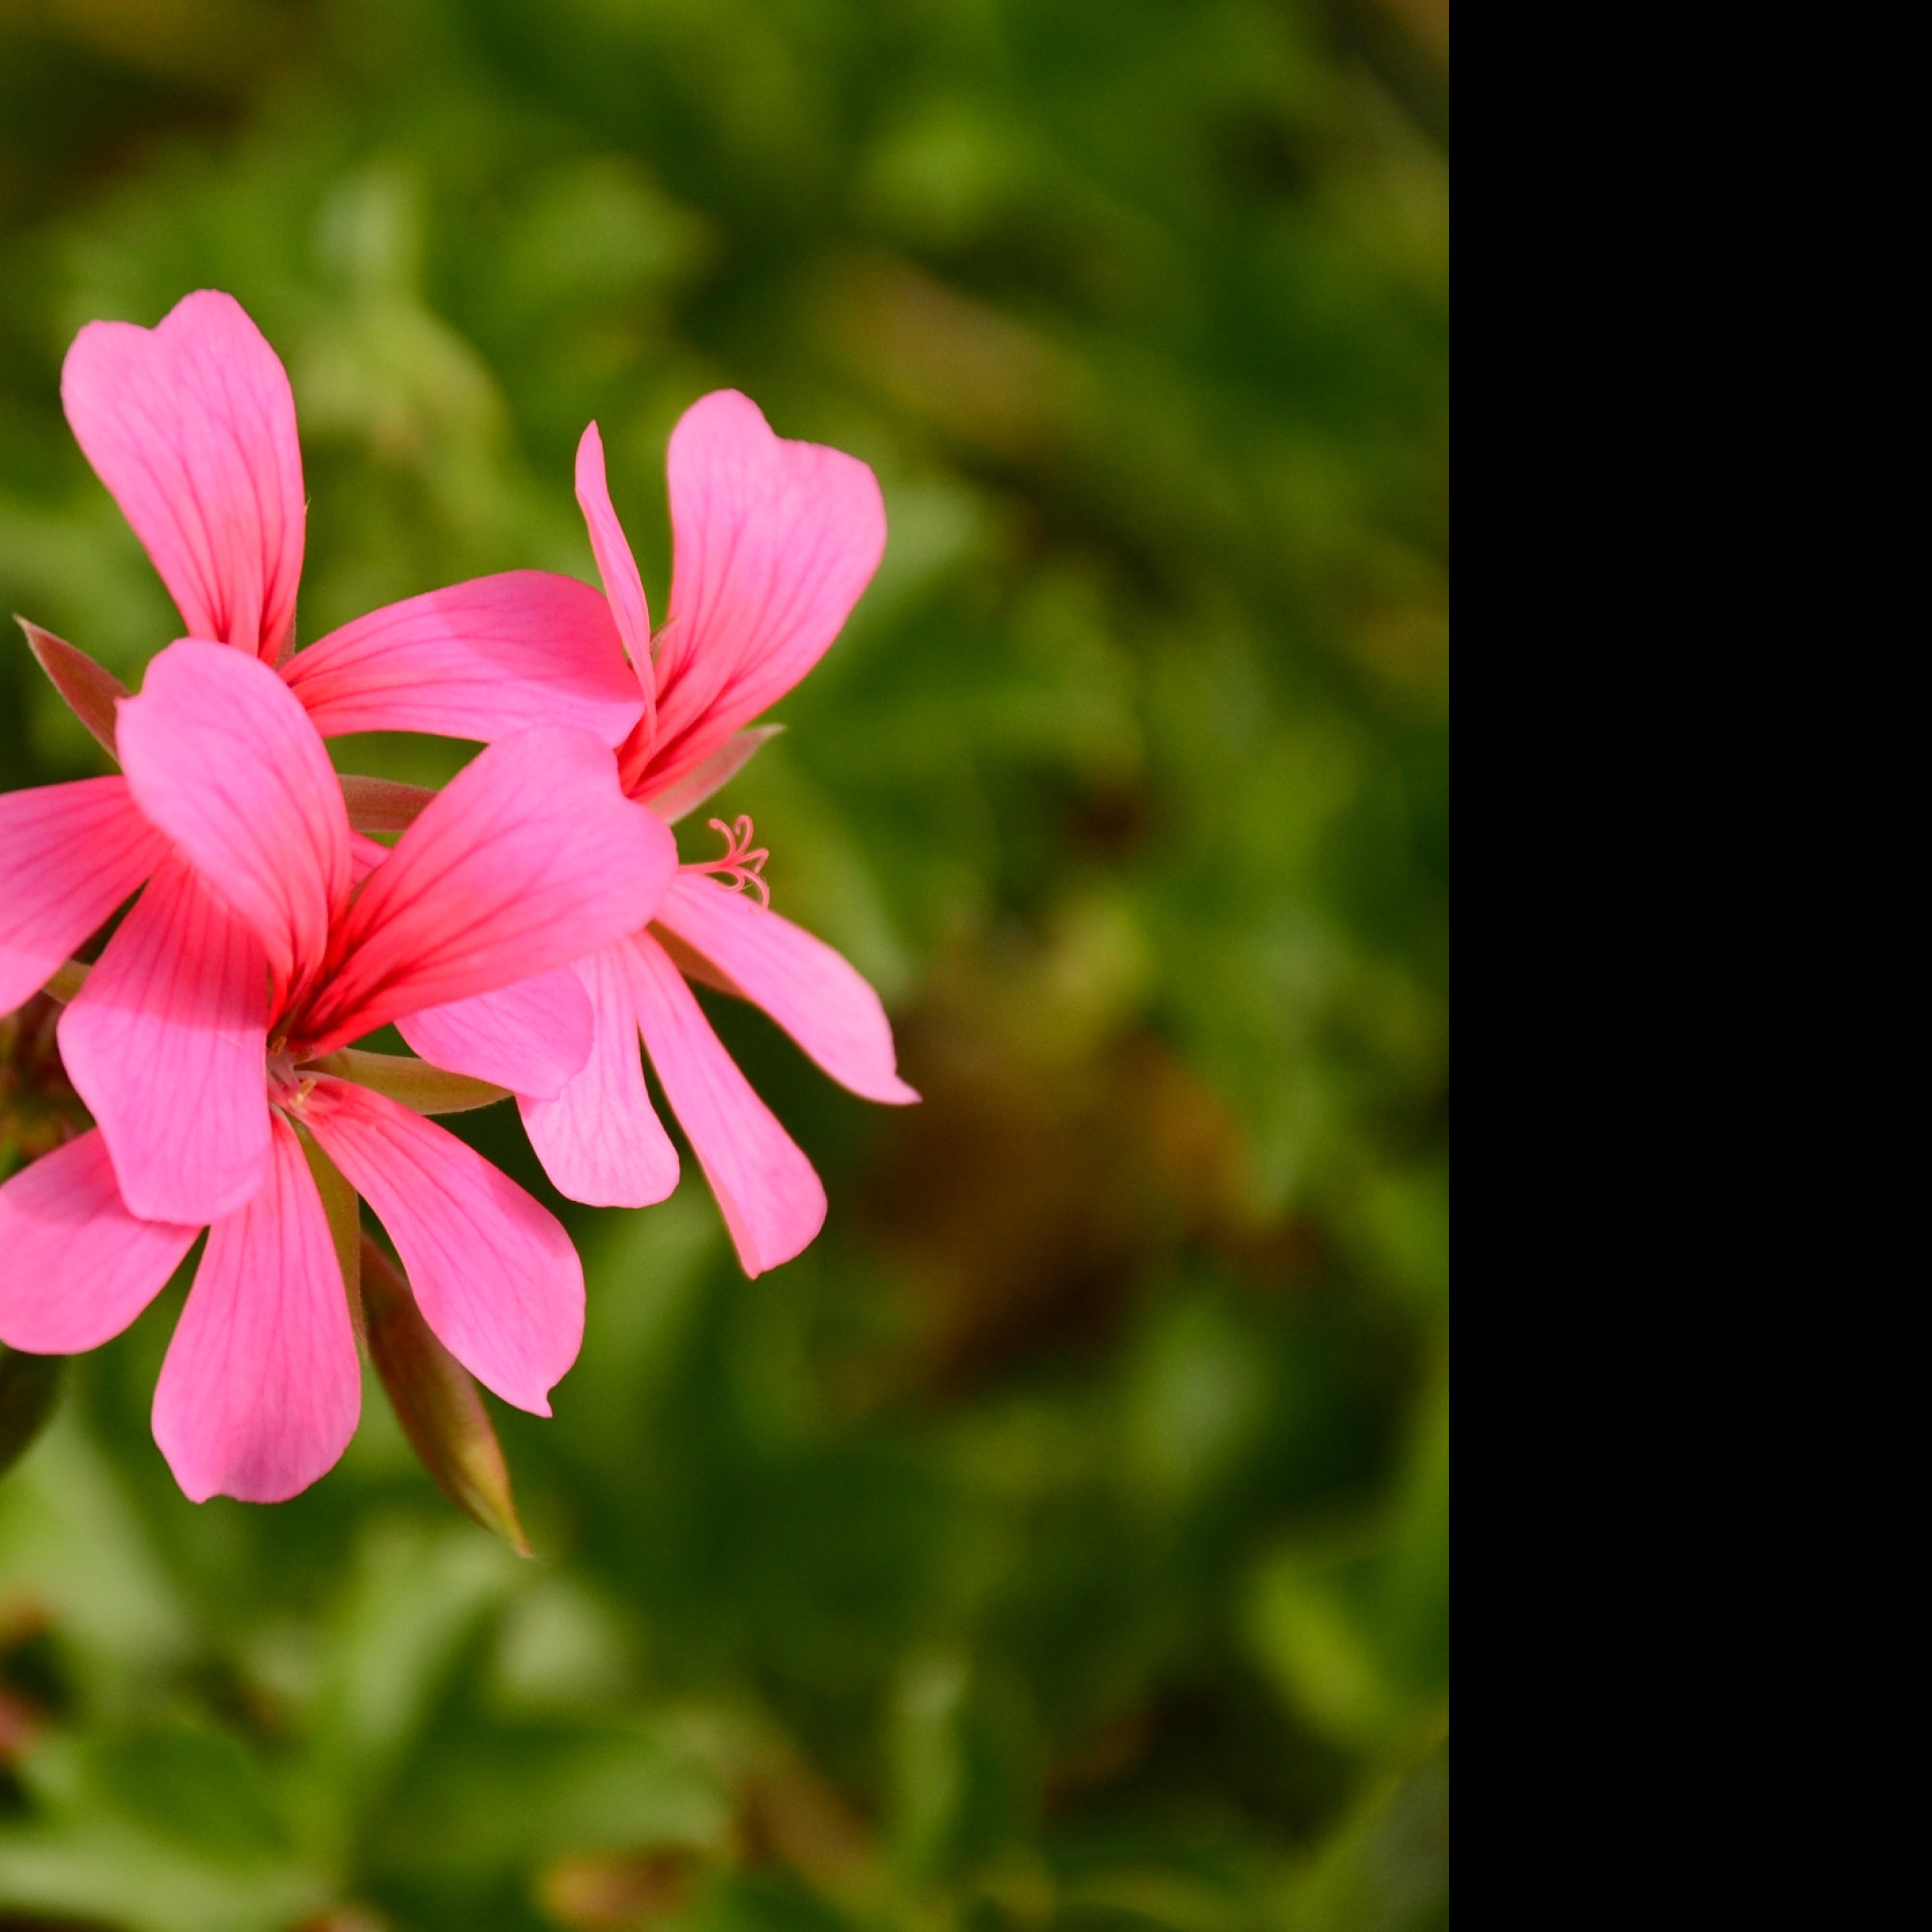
[0,291,913,1509]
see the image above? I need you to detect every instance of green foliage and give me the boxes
[0,0,1447,1926]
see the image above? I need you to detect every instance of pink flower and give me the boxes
[417,394,917,1277]
[0,640,675,1503]
[3,288,645,1118]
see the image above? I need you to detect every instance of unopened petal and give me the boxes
[301,726,674,1055]
[397,967,594,1102]
[0,1131,199,1355]
[0,777,166,1018]
[626,929,825,1276]
[655,872,918,1105]
[151,1114,358,1503]
[117,639,351,1004]
[62,290,304,663]
[59,858,270,1227]
[574,425,654,678]
[300,1077,582,1414]
[284,570,644,748]
[520,947,680,1208]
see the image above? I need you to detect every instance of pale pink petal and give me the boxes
[396,967,594,1101]
[298,726,675,1056]
[58,858,270,1227]
[0,777,166,1017]
[520,947,680,1208]
[151,1113,358,1504]
[626,929,825,1276]
[645,391,885,792]
[655,872,918,1105]
[61,290,304,663]
[283,571,643,748]
[641,724,782,824]
[299,1076,582,1413]
[116,639,350,1005]
[0,1132,199,1354]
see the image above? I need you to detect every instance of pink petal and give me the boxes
[574,424,654,678]
[283,571,644,748]
[641,724,782,825]
[58,858,270,1227]
[655,872,918,1105]
[645,391,885,793]
[298,725,675,1057]
[0,777,166,1018]
[0,1131,199,1355]
[396,967,594,1101]
[520,947,680,1208]
[116,639,350,1007]
[299,1076,582,1413]
[151,1113,358,1504]
[61,290,304,663]
[626,929,825,1276]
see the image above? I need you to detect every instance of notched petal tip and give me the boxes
[62,291,306,664]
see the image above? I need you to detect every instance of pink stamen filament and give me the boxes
[688,814,771,909]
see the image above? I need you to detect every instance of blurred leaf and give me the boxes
[1282,1737,1449,1932]
[0,1350,65,1481]
[299,1516,522,1846]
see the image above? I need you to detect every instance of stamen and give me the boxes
[687,813,771,909]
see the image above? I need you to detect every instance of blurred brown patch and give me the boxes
[291,1911,388,1932]
[819,253,1075,463]
[2,0,298,86]
[734,1754,876,1899]
[537,1851,699,1930]
[0,1591,54,1761]
[536,1738,878,1928]
[1367,0,1448,66]
[0,1684,43,1764]
[855,923,1298,1397]
[0,991,89,1171]
[1043,1706,1152,1809]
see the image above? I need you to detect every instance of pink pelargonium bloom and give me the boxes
[0,640,674,1504]
[3,287,643,1039]
[410,393,916,1278]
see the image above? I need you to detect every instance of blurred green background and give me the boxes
[0,2,1447,1927]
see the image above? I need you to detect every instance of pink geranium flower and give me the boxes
[0,640,674,1503]
[1,291,642,1007]
[414,394,917,1278]
[2,289,646,1219]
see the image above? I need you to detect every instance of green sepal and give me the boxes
[17,617,126,761]
[359,1236,532,1556]
[307,1049,509,1116]
[296,1125,364,1345]
[339,773,436,833]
